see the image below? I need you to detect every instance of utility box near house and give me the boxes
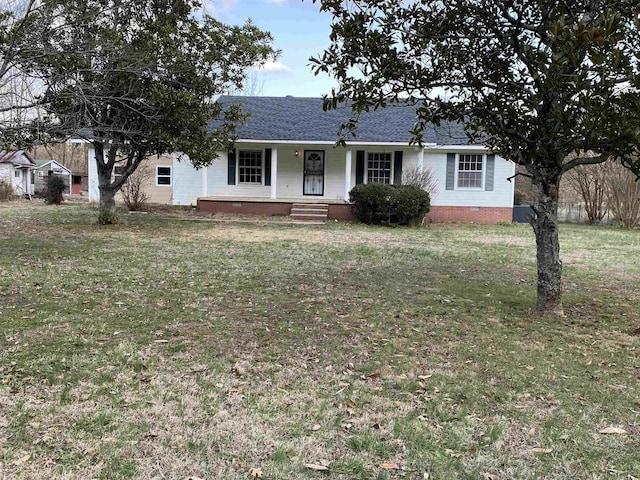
[512,205,534,223]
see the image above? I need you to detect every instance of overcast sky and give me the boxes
[203,0,338,97]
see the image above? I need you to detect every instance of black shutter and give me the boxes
[264,148,271,186]
[393,151,403,185]
[485,154,495,191]
[446,153,456,190]
[355,150,365,185]
[227,149,236,185]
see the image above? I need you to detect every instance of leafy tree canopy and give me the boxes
[2,0,276,222]
[311,0,640,314]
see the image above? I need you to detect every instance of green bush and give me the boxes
[0,179,15,201]
[349,183,430,226]
[44,175,67,204]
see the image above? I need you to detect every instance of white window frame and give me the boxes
[455,153,485,190]
[113,165,128,185]
[156,165,172,187]
[238,150,263,185]
[366,152,392,185]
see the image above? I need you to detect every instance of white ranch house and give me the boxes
[89,96,515,222]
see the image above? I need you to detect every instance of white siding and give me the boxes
[426,150,514,208]
[274,145,303,198]
[172,157,201,205]
[350,147,421,187]
[0,165,11,186]
[202,144,427,202]
[204,143,356,201]
[85,142,514,209]
[275,145,352,200]
[1,166,34,195]
[88,147,99,202]
[205,146,270,198]
[323,148,351,200]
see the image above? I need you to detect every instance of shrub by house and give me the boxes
[349,184,430,226]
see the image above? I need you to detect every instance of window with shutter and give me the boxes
[367,152,392,184]
[457,154,483,189]
[238,150,263,184]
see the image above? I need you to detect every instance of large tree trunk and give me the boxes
[530,171,564,316]
[98,180,117,224]
[95,145,118,224]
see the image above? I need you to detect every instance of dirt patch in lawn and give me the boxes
[470,236,532,247]
[180,224,441,250]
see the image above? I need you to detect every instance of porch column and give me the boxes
[344,149,352,201]
[201,165,208,196]
[417,148,425,173]
[270,147,278,199]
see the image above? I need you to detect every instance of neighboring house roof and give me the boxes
[214,96,471,145]
[0,150,37,168]
[34,159,73,174]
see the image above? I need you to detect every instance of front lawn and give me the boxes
[1,202,638,479]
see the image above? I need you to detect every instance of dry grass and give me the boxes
[1,203,639,479]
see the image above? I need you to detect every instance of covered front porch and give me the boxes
[188,142,425,221]
[192,143,423,202]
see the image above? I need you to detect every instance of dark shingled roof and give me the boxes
[214,96,472,145]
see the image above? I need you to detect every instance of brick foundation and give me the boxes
[426,206,512,224]
[327,204,356,221]
[197,199,512,224]
[197,199,356,221]
[197,199,292,217]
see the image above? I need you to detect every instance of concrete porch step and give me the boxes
[290,213,328,221]
[291,207,328,214]
[290,203,328,222]
[291,203,329,209]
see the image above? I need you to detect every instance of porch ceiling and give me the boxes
[198,196,349,204]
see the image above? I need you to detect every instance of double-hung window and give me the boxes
[367,152,392,184]
[156,166,172,186]
[238,150,262,184]
[457,154,483,189]
[114,165,127,185]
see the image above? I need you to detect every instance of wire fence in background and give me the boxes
[557,202,613,224]
[514,203,614,224]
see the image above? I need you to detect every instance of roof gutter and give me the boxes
[235,139,439,148]
[235,139,490,150]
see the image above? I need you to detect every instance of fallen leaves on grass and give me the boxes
[305,463,329,471]
[444,449,463,458]
[599,426,627,435]
[12,454,31,466]
[380,462,400,470]
[250,467,263,478]
[190,365,208,373]
[531,448,553,454]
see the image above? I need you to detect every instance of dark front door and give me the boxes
[303,150,324,196]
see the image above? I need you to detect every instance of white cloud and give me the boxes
[257,60,292,73]
[265,0,289,4]
[201,0,238,17]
